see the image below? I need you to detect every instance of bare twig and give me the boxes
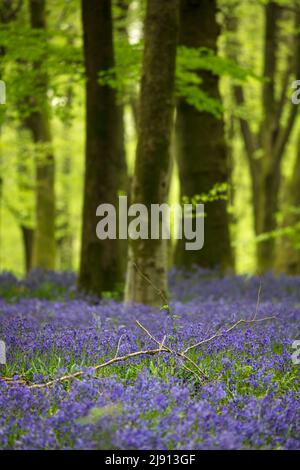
[133,263,168,305]
[135,320,208,380]
[1,312,275,389]
[253,282,262,321]
[177,352,208,380]
[1,269,276,390]
[183,315,275,355]
[28,348,169,389]
[114,334,125,359]
[136,320,171,352]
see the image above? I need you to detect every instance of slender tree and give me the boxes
[115,0,130,276]
[0,1,34,273]
[232,2,300,273]
[125,0,179,305]
[175,0,233,271]
[276,131,300,274]
[79,0,122,295]
[57,87,73,271]
[26,0,56,270]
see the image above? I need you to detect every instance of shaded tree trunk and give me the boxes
[16,127,35,273]
[125,0,179,305]
[21,225,34,272]
[78,0,122,296]
[175,0,233,272]
[27,0,56,270]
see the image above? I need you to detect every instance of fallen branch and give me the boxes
[1,285,275,389]
[135,320,208,380]
[29,347,169,389]
[182,315,276,354]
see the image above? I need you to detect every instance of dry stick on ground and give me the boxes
[114,334,125,359]
[252,281,262,321]
[26,312,274,389]
[136,320,208,380]
[182,315,275,355]
[1,281,275,388]
[28,348,169,389]
[0,314,275,389]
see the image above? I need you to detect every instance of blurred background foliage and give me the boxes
[0,0,300,278]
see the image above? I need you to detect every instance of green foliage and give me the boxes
[99,43,255,116]
[181,182,229,206]
[0,24,83,120]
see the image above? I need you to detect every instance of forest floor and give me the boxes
[0,268,299,449]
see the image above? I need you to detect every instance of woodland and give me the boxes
[0,0,299,451]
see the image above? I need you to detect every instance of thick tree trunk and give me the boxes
[125,0,179,305]
[21,225,34,273]
[78,0,122,296]
[27,0,56,270]
[175,0,233,271]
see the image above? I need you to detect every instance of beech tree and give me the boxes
[78,0,122,295]
[175,0,234,271]
[276,131,300,274]
[232,2,300,273]
[26,0,56,270]
[125,0,179,305]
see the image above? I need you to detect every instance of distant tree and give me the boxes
[0,0,35,273]
[115,0,130,194]
[276,130,300,274]
[175,0,234,272]
[79,0,122,295]
[25,0,56,270]
[115,0,130,276]
[231,2,300,273]
[125,0,179,305]
[56,86,73,271]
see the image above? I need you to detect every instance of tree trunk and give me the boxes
[27,0,56,270]
[255,1,280,273]
[57,87,73,271]
[125,0,179,305]
[276,133,300,274]
[230,2,299,273]
[175,0,233,272]
[78,0,122,296]
[116,0,130,278]
[21,225,34,273]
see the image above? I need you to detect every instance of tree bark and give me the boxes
[78,0,122,296]
[21,225,34,273]
[27,0,56,270]
[175,0,234,272]
[125,0,179,305]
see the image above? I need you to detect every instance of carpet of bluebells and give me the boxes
[0,268,299,449]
